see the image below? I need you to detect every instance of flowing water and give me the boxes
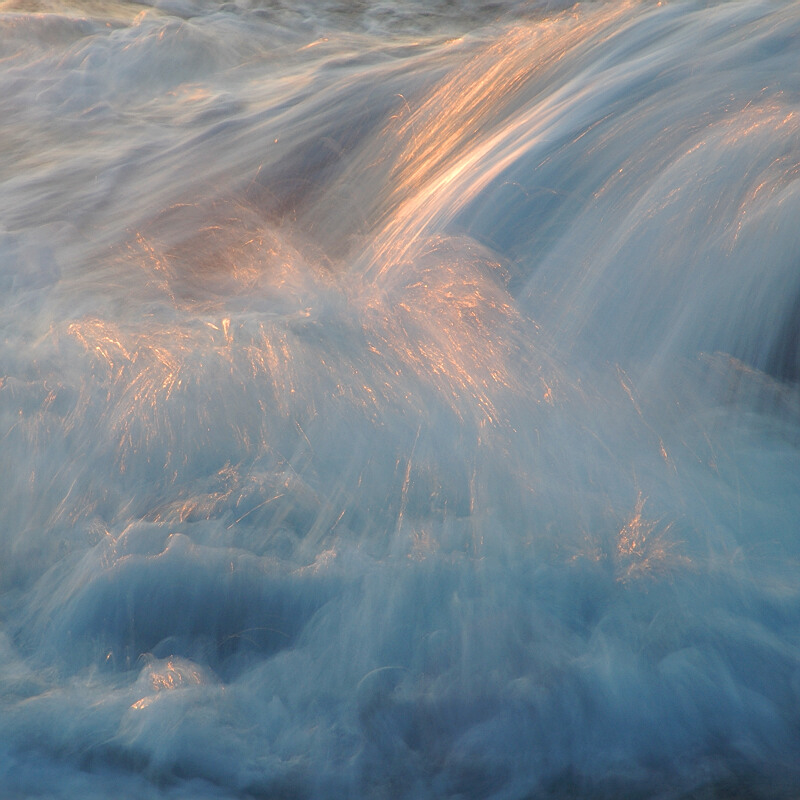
[2,0,800,797]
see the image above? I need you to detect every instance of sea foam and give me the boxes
[1,1,799,797]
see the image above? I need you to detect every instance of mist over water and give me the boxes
[2,0,800,797]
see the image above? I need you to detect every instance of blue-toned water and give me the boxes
[2,0,800,796]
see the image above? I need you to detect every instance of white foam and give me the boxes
[2,1,800,797]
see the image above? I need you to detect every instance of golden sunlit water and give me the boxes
[1,1,800,798]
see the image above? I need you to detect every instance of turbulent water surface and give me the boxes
[2,0,800,797]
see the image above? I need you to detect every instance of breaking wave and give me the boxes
[1,0,799,797]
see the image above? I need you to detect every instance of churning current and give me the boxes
[1,0,800,797]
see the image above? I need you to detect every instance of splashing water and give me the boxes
[1,0,800,797]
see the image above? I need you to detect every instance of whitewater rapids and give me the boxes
[1,0,799,797]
